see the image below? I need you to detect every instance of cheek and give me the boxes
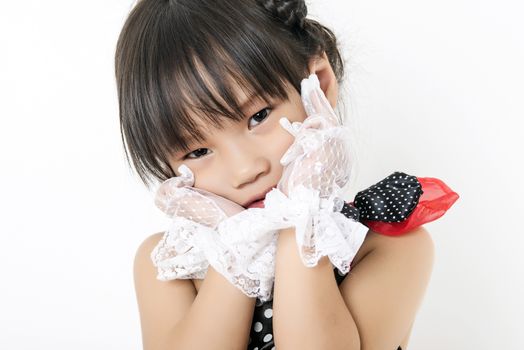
[268,102,307,164]
[190,165,222,193]
[265,123,296,167]
[287,90,308,123]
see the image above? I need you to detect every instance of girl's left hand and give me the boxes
[261,73,368,273]
[277,73,352,203]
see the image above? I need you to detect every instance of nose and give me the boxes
[224,141,270,188]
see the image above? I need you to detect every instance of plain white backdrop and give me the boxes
[1,0,523,348]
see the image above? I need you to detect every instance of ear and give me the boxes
[307,51,339,109]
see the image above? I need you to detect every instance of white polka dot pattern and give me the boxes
[352,172,422,223]
[247,265,349,350]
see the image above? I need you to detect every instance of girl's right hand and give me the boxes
[155,164,245,229]
[152,164,279,302]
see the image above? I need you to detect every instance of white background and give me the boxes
[1,0,523,348]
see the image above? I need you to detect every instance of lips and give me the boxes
[247,199,265,208]
[243,186,276,208]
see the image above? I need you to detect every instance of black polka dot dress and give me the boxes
[246,171,460,350]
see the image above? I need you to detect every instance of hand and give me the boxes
[152,164,279,302]
[155,164,245,229]
[262,73,368,273]
[277,73,351,203]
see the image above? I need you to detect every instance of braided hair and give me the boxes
[257,0,308,29]
[256,0,344,80]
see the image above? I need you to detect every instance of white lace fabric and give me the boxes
[150,73,369,301]
[151,164,281,302]
[151,213,279,301]
[268,73,369,272]
[262,188,369,274]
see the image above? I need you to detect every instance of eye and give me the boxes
[248,107,272,129]
[183,148,210,160]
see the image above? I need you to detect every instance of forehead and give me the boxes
[164,51,296,159]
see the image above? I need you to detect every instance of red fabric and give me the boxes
[359,176,459,236]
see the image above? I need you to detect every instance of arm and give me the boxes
[272,227,360,350]
[272,225,435,350]
[270,74,437,349]
[134,232,256,350]
[339,227,435,350]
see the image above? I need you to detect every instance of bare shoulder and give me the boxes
[135,231,165,260]
[370,226,434,249]
[133,232,165,283]
[352,226,434,269]
[134,232,197,350]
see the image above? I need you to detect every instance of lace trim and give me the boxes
[150,189,369,301]
[151,212,281,302]
[263,187,369,274]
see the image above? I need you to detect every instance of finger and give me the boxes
[181,188,230,227]
[154,165,195,215]
[177,164,195,186]
[300,73,340,127]
[301,114,332,131]
[156,185,232,227]
[279,117,302,137]
[191,187,245,217]
[279,141,304,166]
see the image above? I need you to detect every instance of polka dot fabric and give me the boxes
[345,171,459,236]
[248,290,403,350]
[248,297,275,350]
[339,201,361,221]
[247,262,355,349]
[352,171,422,223]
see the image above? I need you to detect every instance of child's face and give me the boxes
[167,81,313,209]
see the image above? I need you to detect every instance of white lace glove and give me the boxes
[263,73,369,274]
[150,164,284,302]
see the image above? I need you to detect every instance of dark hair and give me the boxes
[115,0,345,188]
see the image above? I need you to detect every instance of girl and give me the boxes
[115,0,459,349]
